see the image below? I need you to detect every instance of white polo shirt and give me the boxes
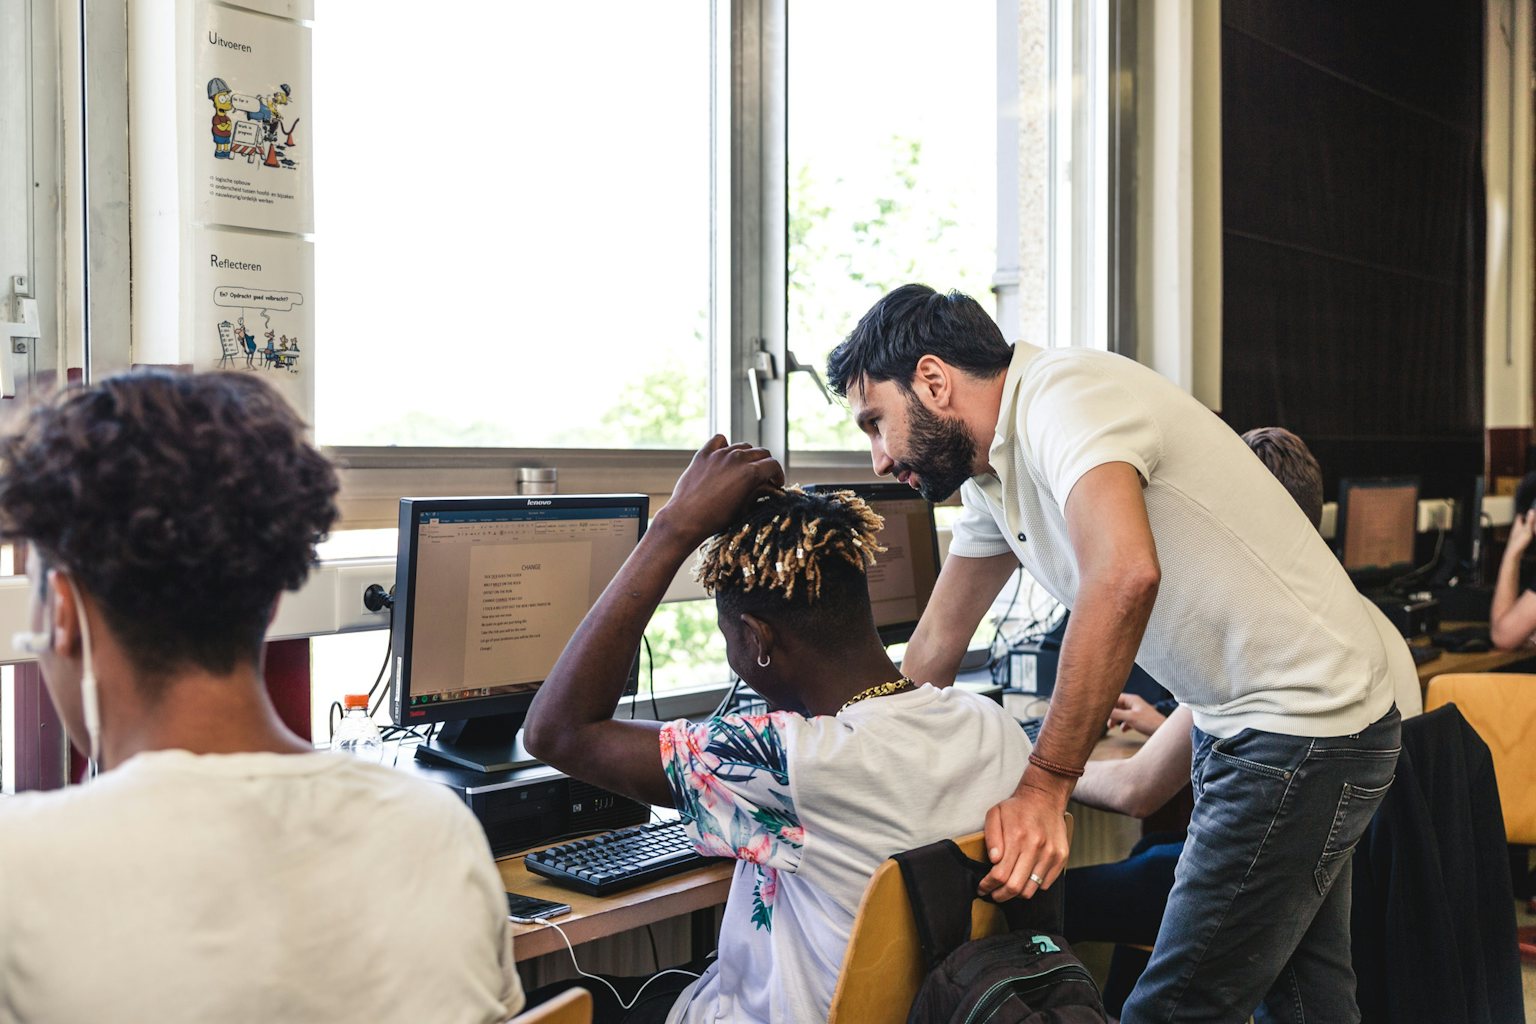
[949,342,1410,738]
[0,750,524,1024]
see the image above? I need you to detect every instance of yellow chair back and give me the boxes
[508,987,592,1024]
[826,815,1074,1024]
[1424,672,1536,845]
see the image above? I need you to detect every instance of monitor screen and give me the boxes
[805,483,941,645]
[1337,477,1419,577]
[390,494,646,770]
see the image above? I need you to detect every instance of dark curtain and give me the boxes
[1220,0,1486,501]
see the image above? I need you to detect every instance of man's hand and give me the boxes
[1107,693,1166,737]
[978,779,1071,902]
[652,435,785,549]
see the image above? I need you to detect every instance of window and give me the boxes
[9,1,1123,777]
[1049,0,1112,352]
[312,3,719,449]
[786,1,998,452]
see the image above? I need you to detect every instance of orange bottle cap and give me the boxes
[343,694,370,710]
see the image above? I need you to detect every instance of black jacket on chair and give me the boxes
[1350,704,1524,1024]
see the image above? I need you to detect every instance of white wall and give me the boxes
[1134,0,1222,409]
[1484,0,1534,430]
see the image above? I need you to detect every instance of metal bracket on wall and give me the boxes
[0,277,40,398]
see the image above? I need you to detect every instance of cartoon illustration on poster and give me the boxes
[194,5,313,233]
[212,283,305,376]
[207,76,300,170]
[195,231,314,422]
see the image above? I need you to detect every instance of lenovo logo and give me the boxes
[525,499,553,506]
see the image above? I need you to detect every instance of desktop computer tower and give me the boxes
[404,758,650,857]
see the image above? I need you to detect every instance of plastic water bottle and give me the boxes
[334,694,383,762]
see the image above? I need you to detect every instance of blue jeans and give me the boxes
[1121,707,1401,1024]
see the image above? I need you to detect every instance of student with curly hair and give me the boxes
[522,436,1035,1024]
[0,371,524,1023]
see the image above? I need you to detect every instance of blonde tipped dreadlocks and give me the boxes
[694,485,886,604]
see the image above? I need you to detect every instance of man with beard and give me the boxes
[825,284,1413,1024]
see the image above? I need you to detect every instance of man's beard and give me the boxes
[899,399,979,503]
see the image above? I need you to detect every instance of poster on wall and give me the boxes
[216,0,314,20]
[193,3,313,233]
[194,229,315,424]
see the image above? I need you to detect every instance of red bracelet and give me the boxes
[1029,752,1085,780]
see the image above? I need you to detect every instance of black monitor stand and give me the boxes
[415,711,540,773]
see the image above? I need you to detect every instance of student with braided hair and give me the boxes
[523,436,1034,1024]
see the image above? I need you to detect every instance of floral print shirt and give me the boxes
[661,713,804,931]
[656,686,1030,1024]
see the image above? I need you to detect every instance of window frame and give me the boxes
[34,0,1128,766]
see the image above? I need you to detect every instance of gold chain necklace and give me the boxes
[839,676,916,713]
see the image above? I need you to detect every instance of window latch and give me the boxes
[786,349,833,405]
[747,342,776,423]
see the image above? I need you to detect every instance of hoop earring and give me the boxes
[756,653,771,668]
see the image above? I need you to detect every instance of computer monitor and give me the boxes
[389,493,647,772]
[1451,474,1486,585]
[1335,477,1420,587]
[804,483,941,645]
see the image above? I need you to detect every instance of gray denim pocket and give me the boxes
[1208,734,1294,781]
[1314,776,1394,896]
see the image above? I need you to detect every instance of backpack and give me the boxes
[895,838,1107,1024]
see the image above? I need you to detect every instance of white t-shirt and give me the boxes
[0,750,524,1024]
[949,342,1411,738]
[658,684,1031,1024]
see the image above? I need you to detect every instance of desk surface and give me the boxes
[500,729,1141,961]
[1412,621,1534,686]
[499,844,733,961]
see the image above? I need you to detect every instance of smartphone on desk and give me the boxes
[506,892,571,923]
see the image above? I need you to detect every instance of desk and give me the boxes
[1412,621,1536,690]
[500,731,1144,961]
[500,845,733,962]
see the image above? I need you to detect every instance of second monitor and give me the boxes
[1335,476,1419,591]
[804,482,941,645]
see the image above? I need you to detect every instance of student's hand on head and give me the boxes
[1510,509,1536,557]
[1106,693,1166,737]
[655,435,785,547]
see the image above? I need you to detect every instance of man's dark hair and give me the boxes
[694,487,882,649]
[1241,427,1324,529]
[826,284,1013,398]
[1516,471,1536,518]
[0,370,339,680]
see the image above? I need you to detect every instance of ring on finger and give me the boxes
[1028,872,1045,886]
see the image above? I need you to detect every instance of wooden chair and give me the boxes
[1424,673,1536,960]
[1423,673,1536,845]
[826,815,1074,1024]
[508,987,592,1024]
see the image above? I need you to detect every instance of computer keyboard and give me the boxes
[1430,625,1492,653]
[525,820,709,897]
[1410,644,1443,666]
[1019,716,1045,743]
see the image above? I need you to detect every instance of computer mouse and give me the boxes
[1456,637,1492,653]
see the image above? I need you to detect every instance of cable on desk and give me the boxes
[529,918,700,1011]
[366,606,396,718]
[987,568,1025,673]
[643,635,660,720]
[645,924,662,973]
